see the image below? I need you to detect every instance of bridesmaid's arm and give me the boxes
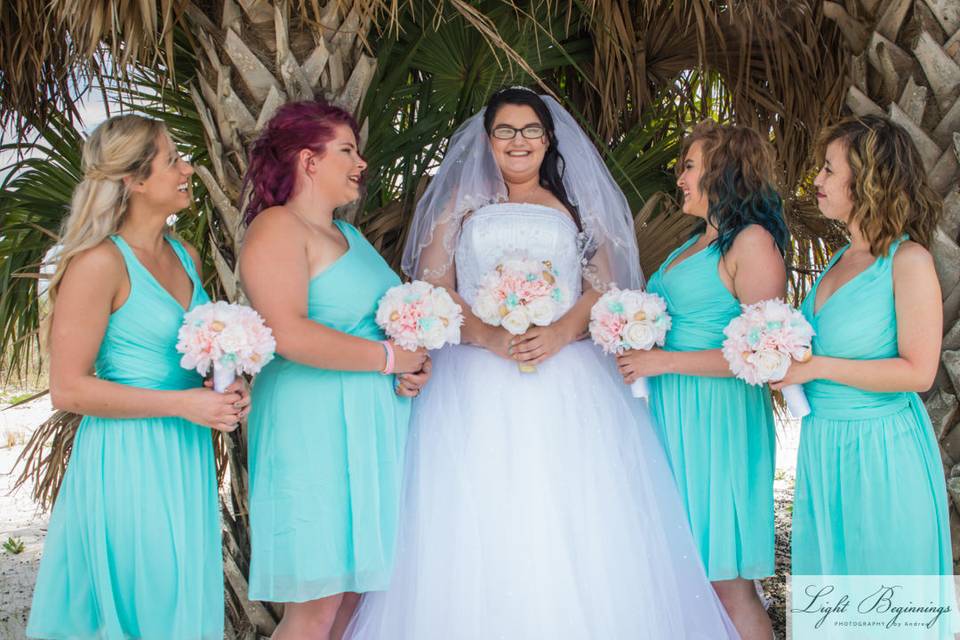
[774,241,941,392]
[240,209,425,373]
[49,244,242,430]
[618,225,787,381]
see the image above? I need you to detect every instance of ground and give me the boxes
[0,393,53,640]
[0,394,800,639]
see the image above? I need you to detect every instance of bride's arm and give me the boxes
[510,239,611,366]
[510,287,601,367]
[417,215,515,360]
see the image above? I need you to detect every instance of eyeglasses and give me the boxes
[491,125,545,140]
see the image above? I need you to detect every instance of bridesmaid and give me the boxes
[617,120,785,639]
[27,115,247,639]
[240,101,430,640]
[774,116,951,579]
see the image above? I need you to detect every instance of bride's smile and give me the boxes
[488,104,548,183]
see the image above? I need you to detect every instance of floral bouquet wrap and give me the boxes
[472,256,569,373]
[722,298,815,417]
[589,288,671,398]
[376,280,464,351]
[176,301,276,392]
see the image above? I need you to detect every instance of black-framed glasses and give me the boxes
[491,124,545,140]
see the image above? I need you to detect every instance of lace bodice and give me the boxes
[455,203,583,312]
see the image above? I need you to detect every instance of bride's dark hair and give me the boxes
[483,87,583,232]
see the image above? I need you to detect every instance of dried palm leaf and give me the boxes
[12,410,80,509]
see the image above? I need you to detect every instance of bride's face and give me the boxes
[488,104,548,185]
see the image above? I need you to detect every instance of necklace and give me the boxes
[286,206,335,234]
[506,182,544,203]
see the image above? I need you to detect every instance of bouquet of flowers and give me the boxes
[589,288,671,398]
[472,256,569,373]
[722,298,815,417]
[376,280,464,351]
[176,301,276,392]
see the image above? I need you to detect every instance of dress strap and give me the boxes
[885,234,909,258]
[109,235,143,277]
[164,235,203,288]
[660,234,700,272]
[814,244,849,287]
[876,234,911,278]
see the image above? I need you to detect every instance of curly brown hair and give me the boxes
[677,120,787,255]
[816,115,942,256]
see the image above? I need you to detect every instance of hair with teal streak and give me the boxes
[681,120,788,256]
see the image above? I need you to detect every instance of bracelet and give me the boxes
[380,340,395,375]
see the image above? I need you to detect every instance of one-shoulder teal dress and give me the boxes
[645,234,776,580]
[27,235,222,639]
[247,219,411,602]
[792,236,952,576]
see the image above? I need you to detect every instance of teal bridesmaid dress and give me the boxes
[792,236,952,576]
[27,235,222,639]
[247,219,411,602]
[645,233,776,580]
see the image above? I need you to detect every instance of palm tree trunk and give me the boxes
[826,0,960,569]
[182,2,376,635]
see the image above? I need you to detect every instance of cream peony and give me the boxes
[472,294,502,325]
[748,348,792,383]
[419,319,449,350]
[216,323,250,355]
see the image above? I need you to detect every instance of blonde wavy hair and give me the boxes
[816,115,942,256]
[45,114,169,338]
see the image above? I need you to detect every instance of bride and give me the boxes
[346,87,739,639]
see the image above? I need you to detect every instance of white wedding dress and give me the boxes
[346,203,739,639]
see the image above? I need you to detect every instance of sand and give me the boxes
[0,395,53,640]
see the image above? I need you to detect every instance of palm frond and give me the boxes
[0,112,84,380]
[0,0,188,135]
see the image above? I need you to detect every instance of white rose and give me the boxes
[501,308,531,335]
[749,348,791,382]
[472,294,501,324]
[526,296,557,326]
[622,321,657,350]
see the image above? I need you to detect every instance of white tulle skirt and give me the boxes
[345,341,739,639]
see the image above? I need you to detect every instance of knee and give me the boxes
[713,580,758,614]
[284,601,340,636]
